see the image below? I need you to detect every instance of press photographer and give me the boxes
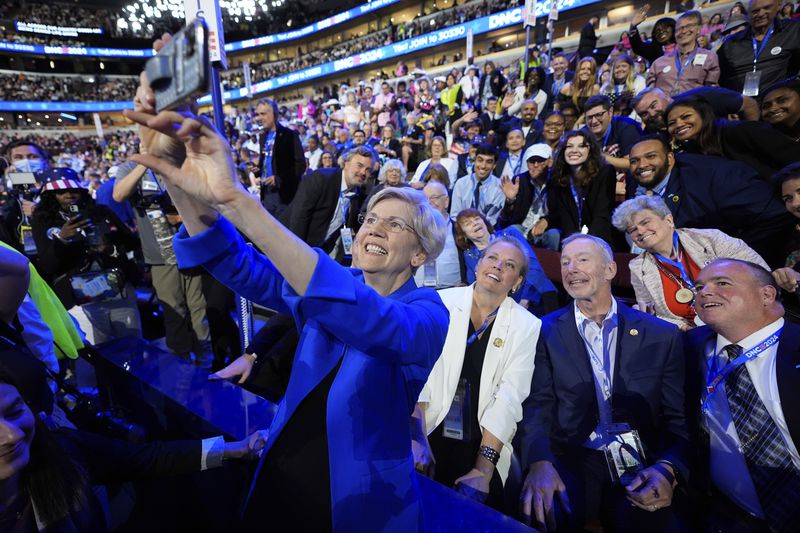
[1,139,50,255]
[31,167,142,344]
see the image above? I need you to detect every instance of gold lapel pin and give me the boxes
[493,338,504,348]
[629,329,639,336]
[671,195,679,203]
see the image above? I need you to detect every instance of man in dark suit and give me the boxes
[627,136,794,268]
[686,258,800,532]
[255,98,307,218]
[284,145,374,260]
[519,234,689,532]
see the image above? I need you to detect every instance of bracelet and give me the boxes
[479,445,500,466]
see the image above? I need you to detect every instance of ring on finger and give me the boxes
[652,487,660,499]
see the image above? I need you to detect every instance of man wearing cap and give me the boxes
[255,98,307,219]
[718,0,800,96]
[646,11,720,96]
[498,143,560,250]
[632,87,760,134]
[33,168,142,345]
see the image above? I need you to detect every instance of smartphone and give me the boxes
[145,19,210,112]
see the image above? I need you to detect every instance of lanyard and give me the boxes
[570,178,583,228]
[466,307,499,345]
[674,49,697,80]
[705,329,782,395]
[602,122,613,150]
[653,232,694,288]
[509,153,523,175]
[752,26,774,71]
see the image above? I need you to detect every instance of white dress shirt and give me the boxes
[574,299,619,449]
[705,317,800,517]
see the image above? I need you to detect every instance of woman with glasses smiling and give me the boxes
[124,42,450,530]
[412,236,541,512]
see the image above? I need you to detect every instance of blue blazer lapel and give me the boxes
[776,323,800,450]
[556,306,593,385]
[614,303,645,388]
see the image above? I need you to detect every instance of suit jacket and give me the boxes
[284,168,364,252]
[456,153,473,181]
[173,218,449,533]
[419,286,541,483]
[519,302,689,481]
[643,153,795,268]
[683,321,800,491]
[257,124,307,205]
[544,71,575,103]
[545,164,617,246]
[497,170,549,229]
[629,228,768,327]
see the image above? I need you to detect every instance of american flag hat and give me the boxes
[40,168,85,192]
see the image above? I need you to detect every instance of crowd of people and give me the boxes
[0,72,139,102]
[1,0,800,532]
[0,0,362,43]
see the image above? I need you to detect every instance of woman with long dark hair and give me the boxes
[535,130,616,246]
[666,96,800,180]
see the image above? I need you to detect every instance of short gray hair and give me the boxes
[611,195,673,232]
[678,10,703,27]
[377,159,407,184]
[562,233,614,264]
[342,145,379,166]
[631,86,668,111]
[366,187,447,262]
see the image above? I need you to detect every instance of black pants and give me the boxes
[552,448,685,533]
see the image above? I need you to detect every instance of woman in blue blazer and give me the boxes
[125,65,450,531]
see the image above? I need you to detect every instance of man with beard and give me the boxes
[494,99,543,150]
[626,135,793,267]
[632,87,759,134]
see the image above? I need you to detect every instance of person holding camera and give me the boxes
[31,168,142,345]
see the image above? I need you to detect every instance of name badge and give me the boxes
[442,378,471,441]
[20,225,37,255]
[693,53,707,66]
[340,227,353,257]
[603,426,646,485]
[743,71,762,96]
[662,65,672,74]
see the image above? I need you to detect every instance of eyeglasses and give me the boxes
[358,212,417,235]
[585,110,608,123]
[676,22,699,34]
[427,193,448,201]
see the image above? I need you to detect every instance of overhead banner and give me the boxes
[224,0,401,51]
[15,21,103,37]
[1,0,601,111]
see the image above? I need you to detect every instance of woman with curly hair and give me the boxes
[534,130,616,246]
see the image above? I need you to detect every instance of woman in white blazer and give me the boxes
[413,236,541,510]
[612,195,770,330]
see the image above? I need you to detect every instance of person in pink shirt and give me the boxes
[372,82,396,128]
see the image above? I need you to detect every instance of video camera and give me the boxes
[5,171,39,201]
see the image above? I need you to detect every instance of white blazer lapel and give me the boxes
[477,297,513,423]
